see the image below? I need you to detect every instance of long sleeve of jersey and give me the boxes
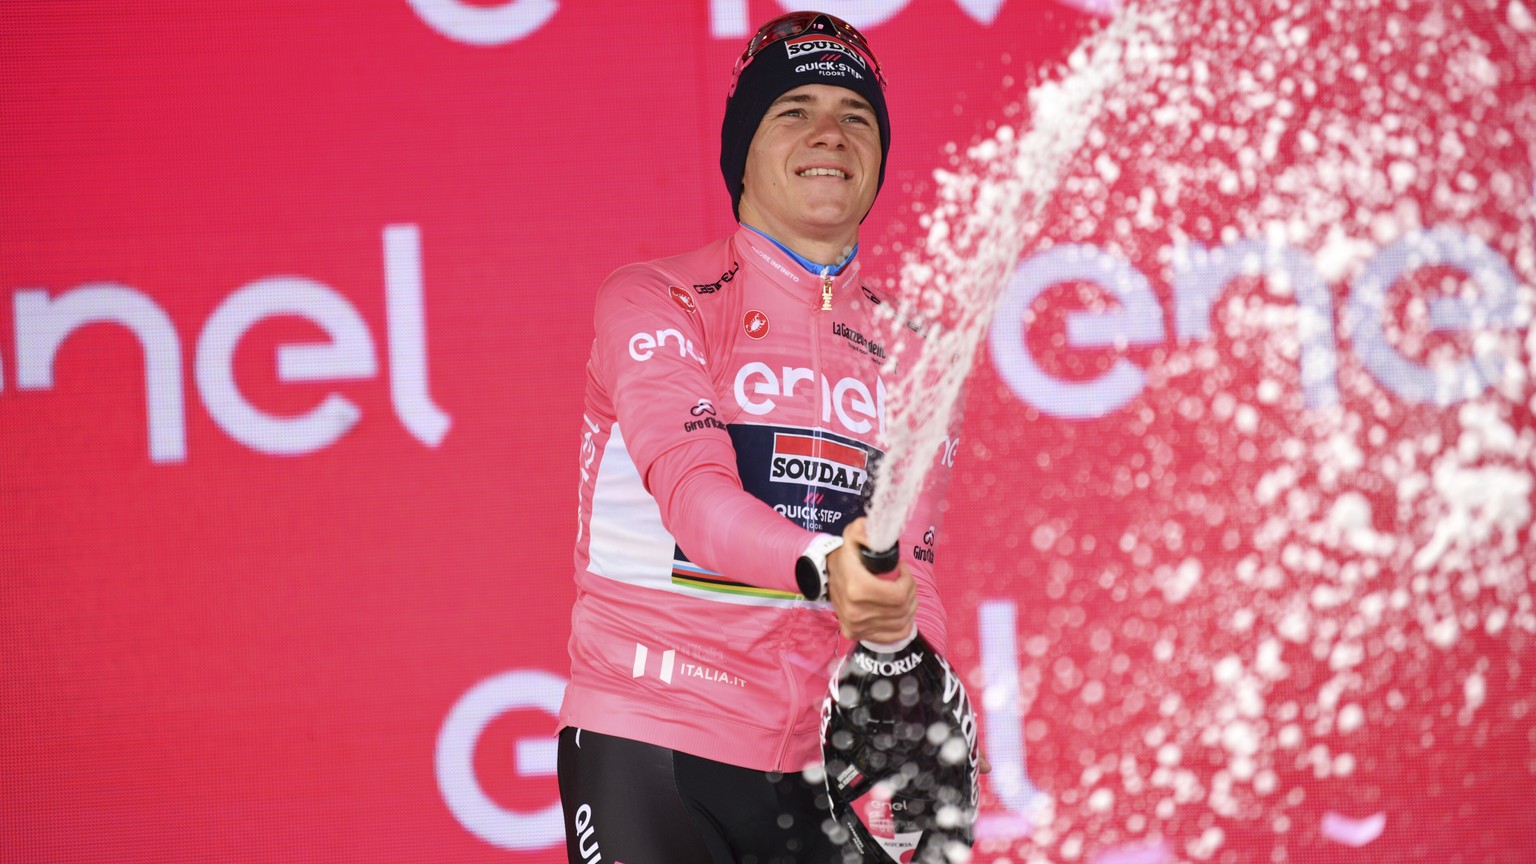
[591,265,811,596]
[647,446,812,595]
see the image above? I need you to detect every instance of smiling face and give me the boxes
[737,83,882,262]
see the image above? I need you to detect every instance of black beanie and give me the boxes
[720,16,890,220]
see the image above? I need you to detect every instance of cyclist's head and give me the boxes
[720,11,890,221]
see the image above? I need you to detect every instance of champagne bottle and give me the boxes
[821,626,978,863]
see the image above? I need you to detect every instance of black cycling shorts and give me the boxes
[556,727,846,864]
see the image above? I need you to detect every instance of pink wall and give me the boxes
[3,2,1532,861]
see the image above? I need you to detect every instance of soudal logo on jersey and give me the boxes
[785,36,868,70]
[770,433,868,494]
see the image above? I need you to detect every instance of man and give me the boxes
[558,12,956,863]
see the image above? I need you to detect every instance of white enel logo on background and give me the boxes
[436,670,567,851]
[407,0,558,45]
[4,225,450,462]
[988,226,1524,420]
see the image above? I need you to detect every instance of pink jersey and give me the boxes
[561,226,956,772]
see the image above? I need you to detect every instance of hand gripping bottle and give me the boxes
[819,613,979,863]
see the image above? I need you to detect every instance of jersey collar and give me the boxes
[740,224,858,277]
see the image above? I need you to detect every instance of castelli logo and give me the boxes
[743,310,769,339]
[669,285,696,314]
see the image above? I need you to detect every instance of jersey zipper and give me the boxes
[774,268,831,770]
[771,647,803,770]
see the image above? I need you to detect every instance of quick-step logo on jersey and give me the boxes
[730,424,881,535]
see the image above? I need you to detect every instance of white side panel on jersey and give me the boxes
[584,424,829,609]
[586,423,676,589]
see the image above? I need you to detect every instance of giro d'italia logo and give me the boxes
[407,0,558,46]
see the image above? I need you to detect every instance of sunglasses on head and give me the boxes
[731,11,887,90]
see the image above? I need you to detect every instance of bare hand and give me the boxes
[826,517,917,643]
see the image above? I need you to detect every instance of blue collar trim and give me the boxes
[742,224,857,276]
